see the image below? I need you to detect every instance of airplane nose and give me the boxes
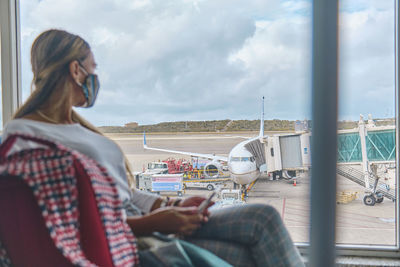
[230,163,251,174]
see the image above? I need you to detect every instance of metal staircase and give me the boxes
[336,165,396,205]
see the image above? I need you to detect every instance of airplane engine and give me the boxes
[204,161,222,178]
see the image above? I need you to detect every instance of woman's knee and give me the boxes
[210,203,282,225]
[243,203,282,223]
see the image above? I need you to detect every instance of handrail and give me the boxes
[337,165,396,201]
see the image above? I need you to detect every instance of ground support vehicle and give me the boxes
[151,174,184,196]
[136,173,152,191]
[183,177,231,191]
[136,173,184,196]
[183,169,230,179]
[145,158,192,175]
[163,158,193,174]
[211,189,244,209]
[145,162,169,174]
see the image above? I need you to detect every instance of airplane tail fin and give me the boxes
[143,132,148,148]
[259,96,265,138]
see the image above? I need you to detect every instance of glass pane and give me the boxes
[337,0,396,246]
[20,0,311,245]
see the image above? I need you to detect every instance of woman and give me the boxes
[2,29,304,267]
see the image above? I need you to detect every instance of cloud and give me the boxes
[339,4,394,119]
[18,0,394,126]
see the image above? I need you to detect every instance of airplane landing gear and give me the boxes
[376,195,384,203]
[363,194,376,206]
[363,193,384,206]
[240,185,248,201]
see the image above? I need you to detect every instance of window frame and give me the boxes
[1,0,400,262]
[0,0,21,128]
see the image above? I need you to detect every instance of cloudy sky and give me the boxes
[16,0,395,126]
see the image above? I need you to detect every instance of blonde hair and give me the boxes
[13,29,135,185]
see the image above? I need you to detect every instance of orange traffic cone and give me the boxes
[293,179,297,186]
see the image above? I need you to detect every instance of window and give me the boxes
[19,0,312,245]
[337,0,396,247]
[9,0,399,260]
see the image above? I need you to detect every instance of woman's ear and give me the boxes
[69,60,81,83]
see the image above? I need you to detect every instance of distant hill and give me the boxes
[99,119,293,133]
[97,118,395,133]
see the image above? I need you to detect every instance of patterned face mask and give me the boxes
[76,63,100,108]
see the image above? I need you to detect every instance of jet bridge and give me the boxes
[336,117,395,202]
[242,116,395,188]
[244,138,266,170]
[338,129,395,163]
[241,132,311,179]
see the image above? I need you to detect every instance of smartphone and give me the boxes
[198,191,216,213]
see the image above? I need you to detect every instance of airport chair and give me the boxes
[0,173,114,267]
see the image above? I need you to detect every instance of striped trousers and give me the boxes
[186,204,304,267]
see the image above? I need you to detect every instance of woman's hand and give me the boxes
[127,206,204,236]
[179,196,214,219]
[150,206,203,235]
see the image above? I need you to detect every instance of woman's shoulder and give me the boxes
[5,118,53,130]
[3,118,80,138]
[4,118,35,131]
[7,118,81,128]
[2,119,35,141]
[3,118,45,136]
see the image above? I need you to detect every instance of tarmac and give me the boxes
[108,132,396,247]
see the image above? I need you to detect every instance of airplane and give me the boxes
[143,97,268,192]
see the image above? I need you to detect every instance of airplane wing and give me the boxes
[143,133,228,162]
[224,134,252,139]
